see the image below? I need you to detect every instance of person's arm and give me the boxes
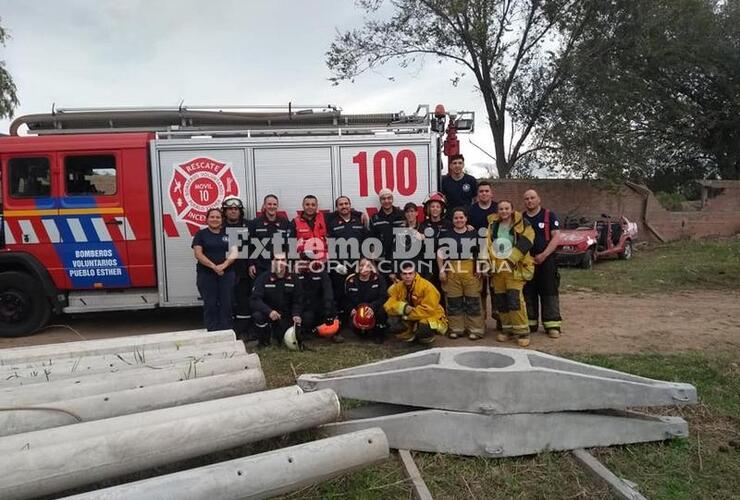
[384,283,405,316]
[404,284,442,321]
[193,245,218,272]
[291,276,304,320]
[509,222,535,264]
[369,275,388,311]
[536,213,562,263]
[436,248,447,283]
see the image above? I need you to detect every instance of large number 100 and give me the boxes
[353,149,417,196]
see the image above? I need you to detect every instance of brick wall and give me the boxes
[488,179,740,241]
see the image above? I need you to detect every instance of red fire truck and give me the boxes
[0,104,473,337]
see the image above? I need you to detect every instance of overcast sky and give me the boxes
[0,0,497,175]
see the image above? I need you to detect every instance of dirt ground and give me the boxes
[2,291,738,355]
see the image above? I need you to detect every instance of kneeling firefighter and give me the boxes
[486,200,535,347]
[249,253,303,347]
[344,258,388,343]
[384,262,447,345]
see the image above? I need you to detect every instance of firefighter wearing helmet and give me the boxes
[221,195,252,341]
[419,192,452,292]
[343,258,388,343]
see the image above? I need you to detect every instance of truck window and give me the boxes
[8,157,51,197]
[65,155,117,196]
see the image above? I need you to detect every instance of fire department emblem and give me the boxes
[168,157,239,225]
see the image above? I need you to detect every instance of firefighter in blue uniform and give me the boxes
[344,258,388,343]
[192,208,238,331]
[327,195,367,317]
[418,192,452,292]
[250,252,303,347]
[440,153,477,211]
[248,194,290,280]
[369,188,405,281]
[522,189,563,338]
[221,196,251,340]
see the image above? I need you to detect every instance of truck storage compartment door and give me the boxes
[155,149,246,305]
[252,147,334,219]
[338,141,432,216]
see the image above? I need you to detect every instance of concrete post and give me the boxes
[0,347,254,388]
[0,389,340,500]
[61,428,389,500]
[0,340,246,375]
[0,329,235,366]
[0,353,260,406]
[0,385,303,453]
[0,368,267,436]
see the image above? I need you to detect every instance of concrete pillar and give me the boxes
[0,368,267,436]
[0,353,260,406]
[0,340,246,374]
[0,389,340,500]
[0,347,254,388]
[61,428,389,500]
[0,329,235,366]
[0,385,303,453]
[322,406,688,457]
[298,347,697,414]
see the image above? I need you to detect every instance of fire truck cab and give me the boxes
[0,104,473,337]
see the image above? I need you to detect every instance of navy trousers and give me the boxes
[197,270,236,331]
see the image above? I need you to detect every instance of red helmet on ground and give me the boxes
[351,304,376,331]
[316,318,341,337]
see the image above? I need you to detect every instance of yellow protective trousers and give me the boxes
[490,270,529,336]
[442,260,484,336]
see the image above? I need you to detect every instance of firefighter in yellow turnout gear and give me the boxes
[384,263,448,344]
[486,200,536,347]
[437,207,485,340]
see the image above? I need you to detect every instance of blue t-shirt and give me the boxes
[468,201,498,231]
[440,173,477,210]
[523,208,560,254]
[192,227,231,274]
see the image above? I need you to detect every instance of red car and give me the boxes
[555,215,638,269]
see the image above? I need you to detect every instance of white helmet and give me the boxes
[284,326,300,351]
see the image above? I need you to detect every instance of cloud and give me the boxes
[0,0,498,167]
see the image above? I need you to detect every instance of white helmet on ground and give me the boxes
[284,326,300,351]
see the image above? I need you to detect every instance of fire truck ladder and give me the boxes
[8,103,473,138]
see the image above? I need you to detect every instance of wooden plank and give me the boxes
[397,449,433,500]
[572,449,646,500]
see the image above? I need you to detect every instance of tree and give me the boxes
[542,0,740,191]
[326,0,595,178]
[0,18,18,119]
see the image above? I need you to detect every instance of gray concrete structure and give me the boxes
[0,369,266,436]
[298,347,697,414]
[322,406,688,457]
[0,348,254,388]
[61,428,389,500]
[0,340,246,376]
[0,389,340,500]
[0,353,259,406]
[0,385,303,453]
[0,329,235,365]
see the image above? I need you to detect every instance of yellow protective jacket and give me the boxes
[486,211,535,281]
[384,274,447,330]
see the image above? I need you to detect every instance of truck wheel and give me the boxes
[0,271,52,337]
[580,249,594,270]
[619,240,633,260]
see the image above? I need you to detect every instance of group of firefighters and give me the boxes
[191,154,563,349]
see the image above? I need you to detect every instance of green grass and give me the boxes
[561,239,740,294]
[248,344,740,500]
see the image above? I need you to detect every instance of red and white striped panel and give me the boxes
[162,214,201,238]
